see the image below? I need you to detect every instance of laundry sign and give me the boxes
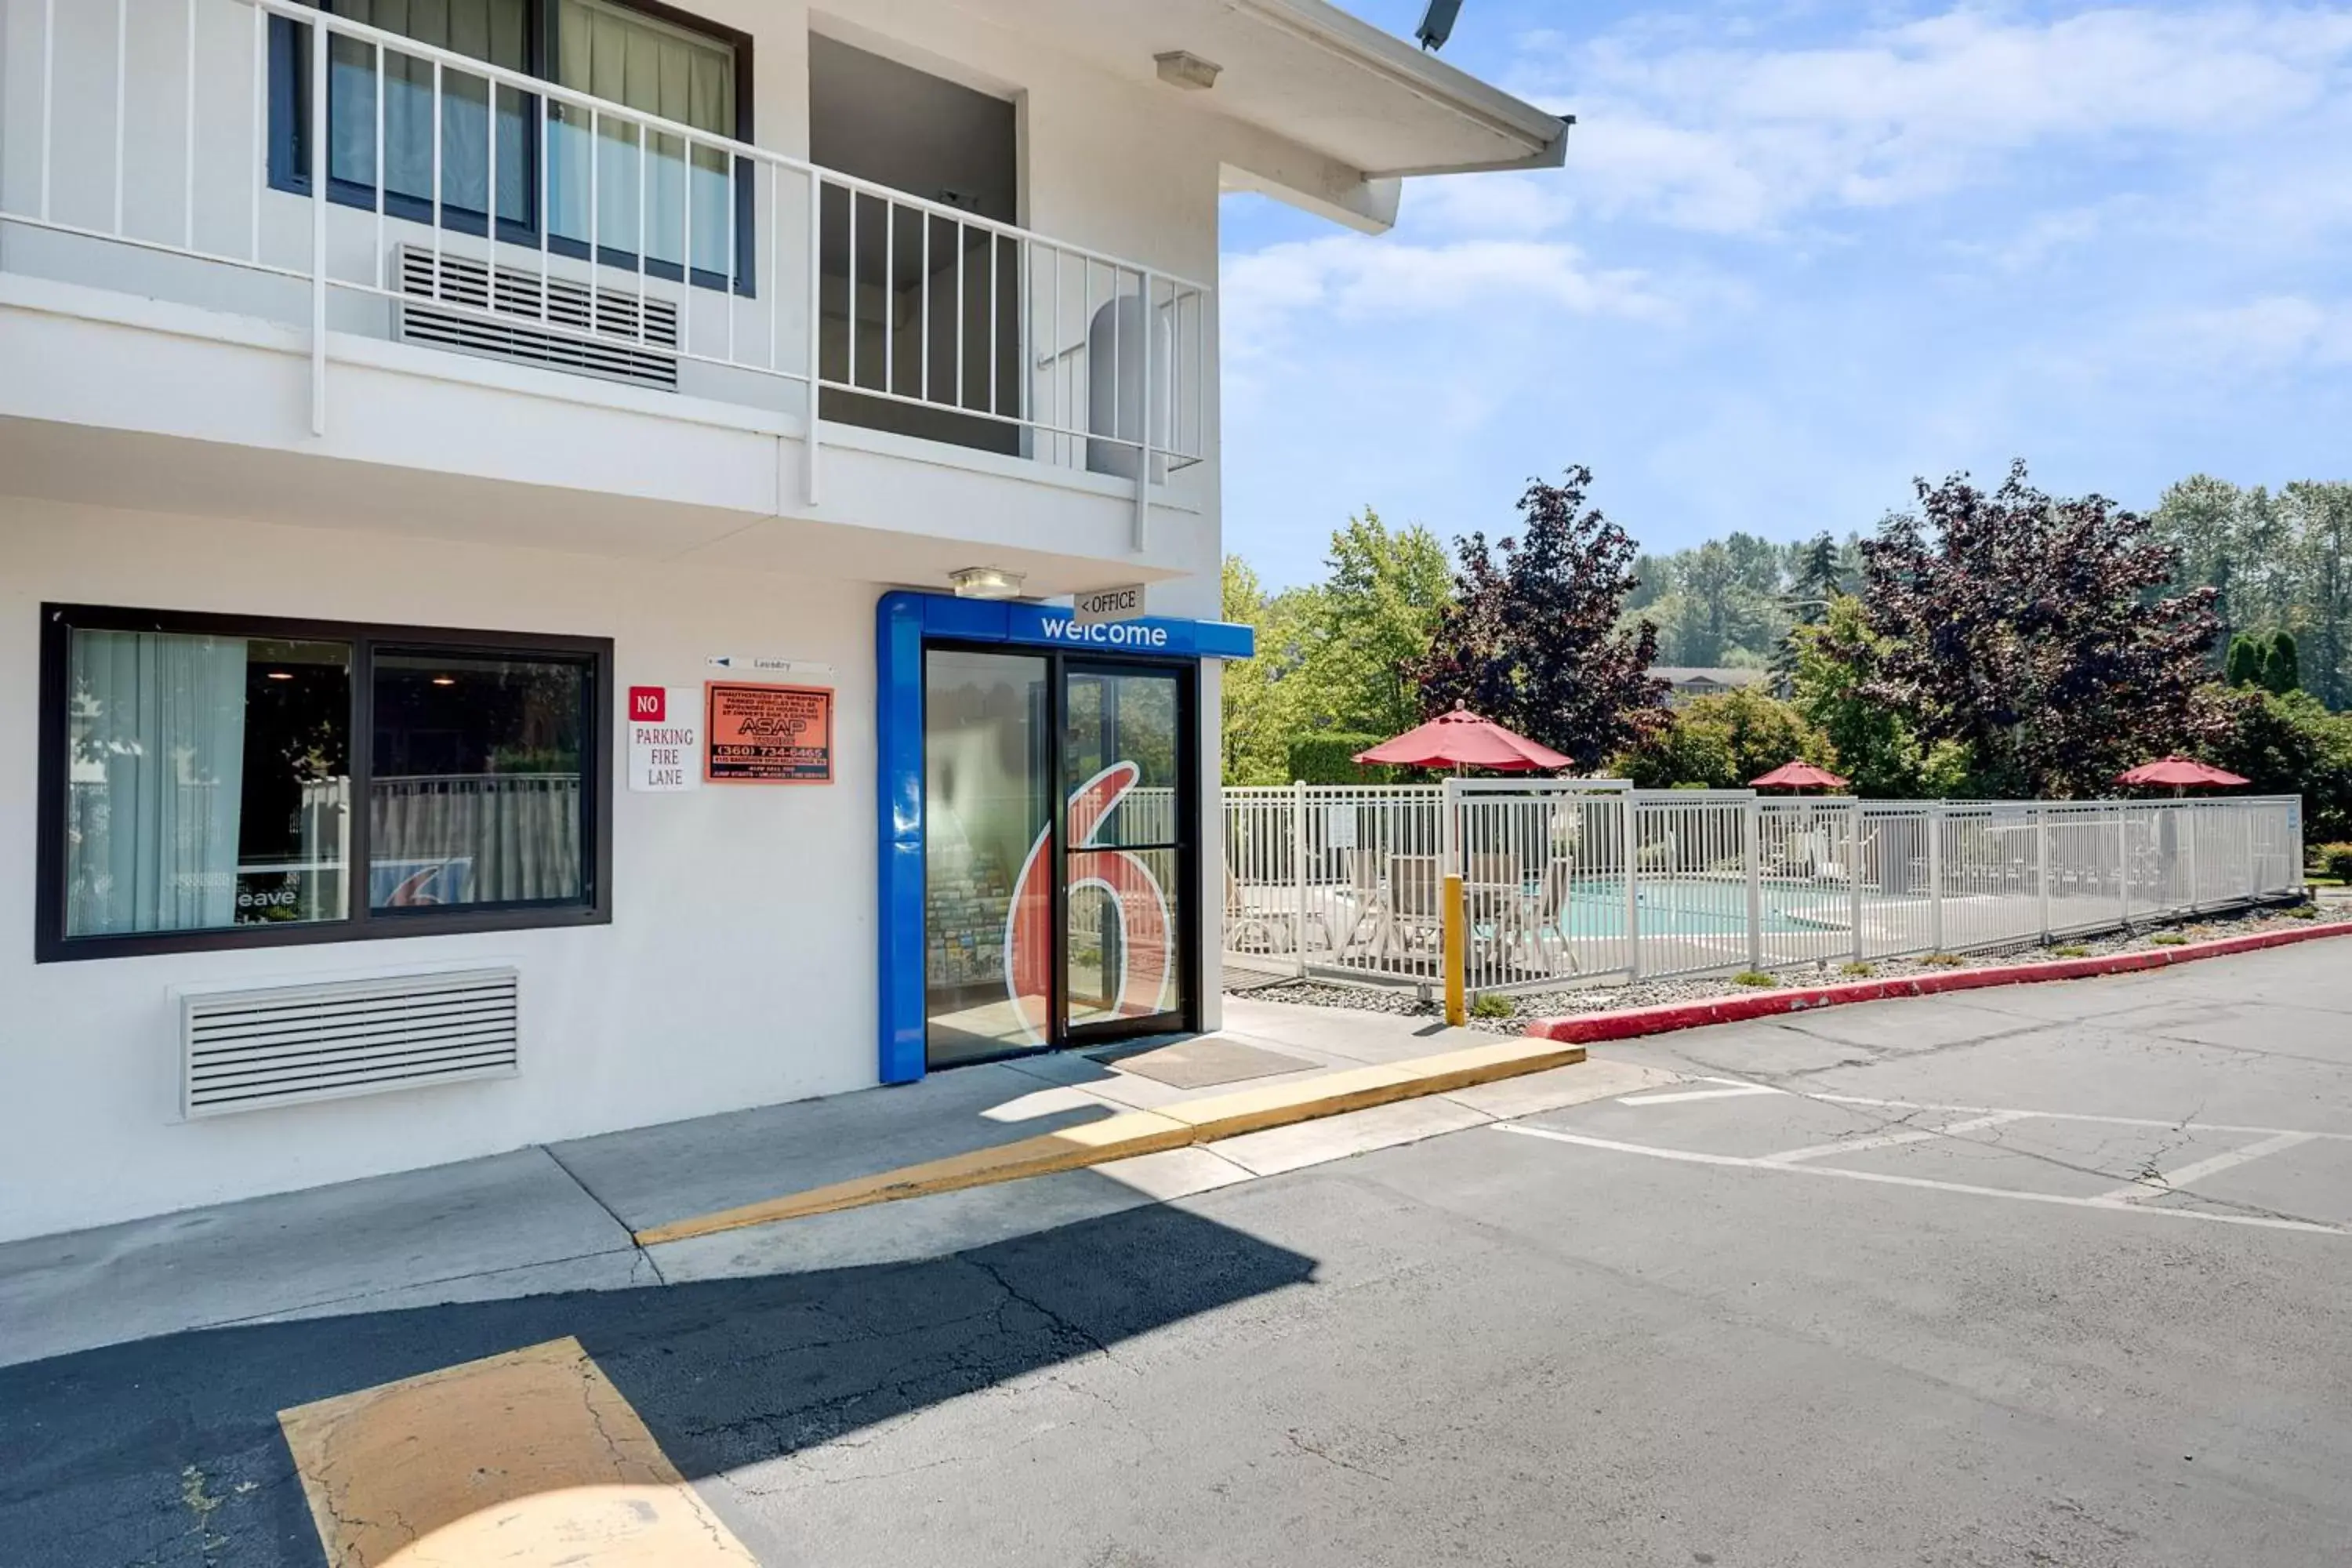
[626,687,702,793]
[706,655,834,677]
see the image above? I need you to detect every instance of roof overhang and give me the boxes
[971,0,1570,234]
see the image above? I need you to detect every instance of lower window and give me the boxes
[39,608,612,960]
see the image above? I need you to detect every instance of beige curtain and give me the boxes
[550,0,736,273]
[324,0,531,221]
[65,632,249,935]
[372,775,583,907]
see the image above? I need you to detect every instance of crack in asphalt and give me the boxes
[543,1145,670,1287]
[1282,1428,1389,1485]
[968,1257,1133,1374]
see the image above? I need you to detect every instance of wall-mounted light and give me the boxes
[430,676,458,687]
[266,670,294,681]
[949,566,1025,601]
[1154,50,1221,90]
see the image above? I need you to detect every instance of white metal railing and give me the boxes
[1221,782,2305,995]
[0,0,1208,521]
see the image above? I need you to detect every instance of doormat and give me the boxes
[1102,1036,1316,1090]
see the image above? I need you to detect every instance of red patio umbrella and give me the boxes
[1750,759,1850,792]
[1352,704,1573,774]
[2114,755,2249,797]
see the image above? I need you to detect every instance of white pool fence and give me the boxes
[1221,780,2305,996]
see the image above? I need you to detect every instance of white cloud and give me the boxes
[2166,295,2352,371]
[1219,234,1668,351]
[1517,5,2352,234]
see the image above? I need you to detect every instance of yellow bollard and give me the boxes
[1442,872,1468,1026]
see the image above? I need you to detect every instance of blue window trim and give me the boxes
[266,2,757,297]
[873,591,1253,1085]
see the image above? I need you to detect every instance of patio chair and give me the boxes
[1461,851,1525,939]
[1334,846,1386,960]
[1381,854,1444,961]
[1223,866,1285,954]
[1506,858,1581,978]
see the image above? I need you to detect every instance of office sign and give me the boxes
[626,686,701,793]
[1071,584,1146,628]
[706,682,833,784]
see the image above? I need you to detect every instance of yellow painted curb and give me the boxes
[633,1036,1588,1247]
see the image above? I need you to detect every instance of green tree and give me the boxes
[1789,596,1970,797]
[2155,475,2351,707]
[2262,630,2301,695]
[2203,684,2352,841]
[1216,516,1454,783]
[1785,533,1844,620]
[2285,481,2352,709]
[2154,476,2272,662]
[1770,532,1846,684]
[1610,688,1838,790]
[2225,632,2267,688]
[1218,555,1312,784]
[1289,509,1454,739]
[1643,535,1788,667]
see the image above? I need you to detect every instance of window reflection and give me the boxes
[64,633,352,936]
[370,652,587,909]
[924,652,1050,1065]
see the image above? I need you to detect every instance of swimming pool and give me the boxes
[1542,877,1848,938]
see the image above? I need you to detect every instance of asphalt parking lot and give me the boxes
[3,939,2348,1566]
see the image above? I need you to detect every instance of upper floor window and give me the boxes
[271,0,751,292]
[38,607,612,961]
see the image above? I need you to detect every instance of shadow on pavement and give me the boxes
[0,1201,1316,1567]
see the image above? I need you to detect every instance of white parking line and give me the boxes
[1812,1094,2352,1142]
[2095,1131,2318,1203]
[1618,1080,1784,1107]
[1491,1123,2343,1236]
[1759,1111,2031,1166]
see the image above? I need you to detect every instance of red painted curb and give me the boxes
[1521,919,2352,1045]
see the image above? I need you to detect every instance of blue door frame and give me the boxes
[875,592,1254,1083]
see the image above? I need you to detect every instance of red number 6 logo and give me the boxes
[1004,762,1172,1043]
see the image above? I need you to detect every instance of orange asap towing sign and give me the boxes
[704,681,833,784]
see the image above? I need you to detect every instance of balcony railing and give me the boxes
[0,0,1210,512]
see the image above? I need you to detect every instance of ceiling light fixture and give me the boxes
[949,566,1025,601]
[266,670,294,681]
[430,676,458,687]
[1154,50,1221,91]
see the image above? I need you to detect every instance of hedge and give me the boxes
[1285,732,1405,785]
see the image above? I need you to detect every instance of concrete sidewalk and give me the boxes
[0,999,1662,1367]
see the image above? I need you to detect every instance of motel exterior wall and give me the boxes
[0,0,1254,1241]
[0,0,1229,599]
[0,0,1559,1240]
[2,498,887,1239]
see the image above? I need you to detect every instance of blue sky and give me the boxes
[1218,1,2352,587]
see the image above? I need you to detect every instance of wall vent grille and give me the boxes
[180,967,521,1117]
[393,245,680,390]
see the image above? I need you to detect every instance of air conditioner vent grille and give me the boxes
[180,967,521,1116]
[394,246,679,390]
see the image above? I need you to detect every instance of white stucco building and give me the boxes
[0,0,1565,1241]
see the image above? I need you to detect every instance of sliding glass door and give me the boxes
[1060,664,1190,1041]
[920,649,1196,1067]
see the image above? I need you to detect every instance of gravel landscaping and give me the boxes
[1229,896,2352,1036]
